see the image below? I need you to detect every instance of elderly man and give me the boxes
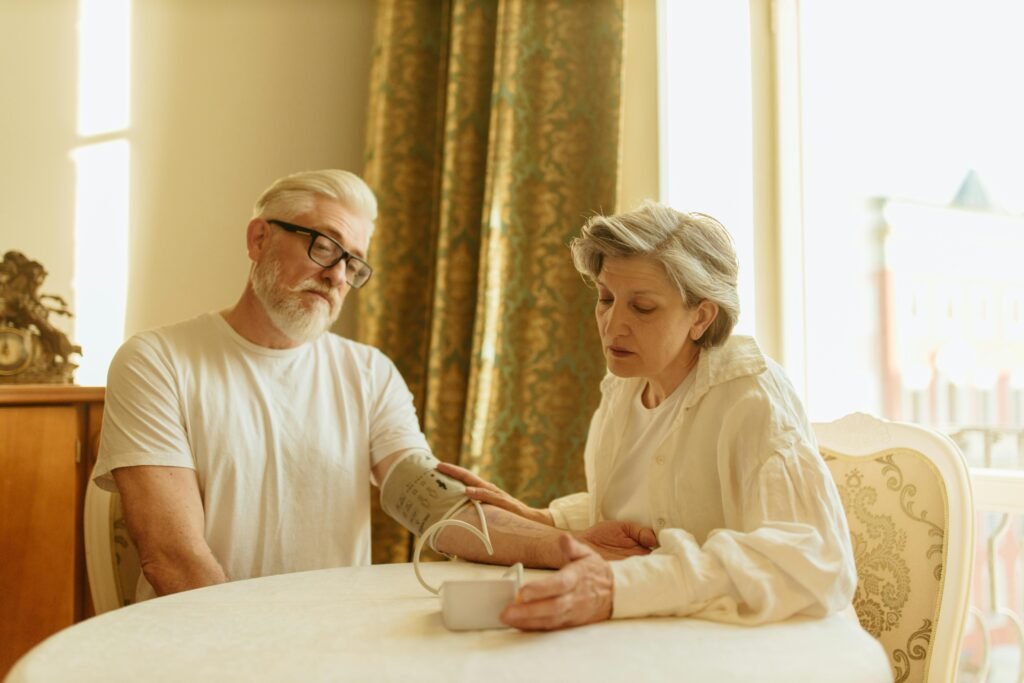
[95,169,653,601]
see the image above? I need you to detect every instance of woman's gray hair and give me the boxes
[252,169,378,234]
[570,200,740,347]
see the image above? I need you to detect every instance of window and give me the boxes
[660,0,1024,452]
[660,4,1024,677]
[73,0,132,386]
[798,0,1024,465]
[658,0,756,337]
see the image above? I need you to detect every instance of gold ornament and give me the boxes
[0,251,81,384]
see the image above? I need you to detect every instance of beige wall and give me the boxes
[0,0,375,381]
[0,0,79,317]
[126,0,374,336]
[2,0,657,383]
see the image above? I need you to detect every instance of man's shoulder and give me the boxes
[318,333,395,367]
[319,331,369,352]
[127,312,221,346]
[314,335,416,405]
[113,313,223,368]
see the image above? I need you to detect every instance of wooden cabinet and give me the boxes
[0,385,104,677]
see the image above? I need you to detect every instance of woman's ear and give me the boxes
[246,218,269,262]
[690,300,720,341]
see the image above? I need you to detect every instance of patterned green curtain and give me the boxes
[360,0,624,563]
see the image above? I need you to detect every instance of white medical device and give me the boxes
[379,450,523,630]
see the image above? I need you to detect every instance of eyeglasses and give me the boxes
[267,219,373,289]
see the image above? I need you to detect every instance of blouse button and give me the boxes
[655,455,665,465]
[656,518,666,528]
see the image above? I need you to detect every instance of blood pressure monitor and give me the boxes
[379,450,522,630]
[379,449,472,540]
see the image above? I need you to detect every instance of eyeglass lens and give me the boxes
[310,235,371,287]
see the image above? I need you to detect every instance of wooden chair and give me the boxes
[814,412,974,683]
[84,473,141,614]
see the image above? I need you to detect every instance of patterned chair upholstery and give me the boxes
[815,413,974,683]
[84,471,141,614]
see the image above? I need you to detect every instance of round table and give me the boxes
[6,561,891,682]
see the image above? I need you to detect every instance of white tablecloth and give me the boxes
[7,562,891,683]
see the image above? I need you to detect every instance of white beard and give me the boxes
[251,256,342,344]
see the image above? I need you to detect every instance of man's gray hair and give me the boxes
[252,169,378,233]
[570,201,740,347]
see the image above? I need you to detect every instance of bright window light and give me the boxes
[798,0,1024,426]
[72,140,130,386]
[76,0,130,136]
[659,0,755,336]
[73,0,131,386]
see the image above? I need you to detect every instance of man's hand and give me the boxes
[501,534,614,631]
[576,520,658,561]
[435,461,553,526]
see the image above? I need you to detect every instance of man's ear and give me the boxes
[690,300,720,341]
[246,218,269,261]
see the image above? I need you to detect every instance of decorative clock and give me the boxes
[0,325,34,376]
[0,250,81,384]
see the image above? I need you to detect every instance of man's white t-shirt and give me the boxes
[94,312,429,600]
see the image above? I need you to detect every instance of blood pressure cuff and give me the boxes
[379,450,470,538]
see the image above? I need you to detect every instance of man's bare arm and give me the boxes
[113,465,228,596]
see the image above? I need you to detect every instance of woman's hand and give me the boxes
[576,520,658,561]
[435,461,553,526]
[501,534,614,631]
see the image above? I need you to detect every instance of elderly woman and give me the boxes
[438,201,856,631]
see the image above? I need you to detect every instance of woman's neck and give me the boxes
[642,344,700,409]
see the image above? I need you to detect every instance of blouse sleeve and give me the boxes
[609,385,856,625]
[545,373,618,531]
[548,492,593,530]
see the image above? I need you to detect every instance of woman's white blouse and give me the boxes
[549,335,856,625]
[600,372,694,526]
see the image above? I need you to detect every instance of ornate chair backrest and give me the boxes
[814,413,973,683]
[84,473,141,614]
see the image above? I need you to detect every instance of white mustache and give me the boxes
[292,280,340,307]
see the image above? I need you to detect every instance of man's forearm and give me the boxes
[114,465,226,596]
[433,503,567,569]
[140,545,229,596]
